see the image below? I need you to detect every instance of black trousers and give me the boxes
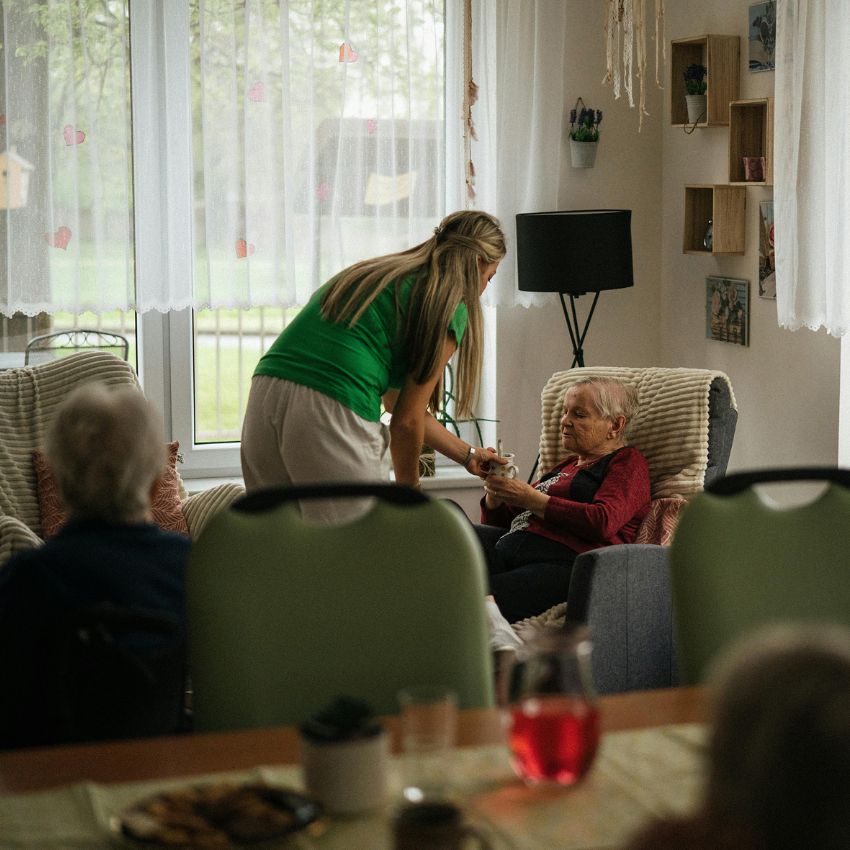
[473,524,577,624]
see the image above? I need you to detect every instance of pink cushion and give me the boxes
[634,497,687,546]
[33,441,189,538]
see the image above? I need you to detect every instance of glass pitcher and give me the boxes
[506,629,600,786]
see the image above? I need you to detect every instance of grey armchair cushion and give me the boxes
[564,545,679,694]
[705,376,738,487]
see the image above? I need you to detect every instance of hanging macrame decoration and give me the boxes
[463,0,477,204]
[603,0,665,131]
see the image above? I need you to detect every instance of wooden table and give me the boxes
[0,686,706,795]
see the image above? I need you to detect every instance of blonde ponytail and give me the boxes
[321,210,505,416]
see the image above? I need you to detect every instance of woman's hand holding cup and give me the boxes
[465,446,505,479]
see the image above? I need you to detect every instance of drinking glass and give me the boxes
[507,630,599,786]
[397,685,458,801]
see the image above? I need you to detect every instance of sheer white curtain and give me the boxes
[471,0,568,308]
[0,1,134,317]
[775,0,850,335]
[0,0,446,315]
[190,0,446,310]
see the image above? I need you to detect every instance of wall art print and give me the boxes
[706,276,749,347]
[758,201,776,299]
[749,1,776,72]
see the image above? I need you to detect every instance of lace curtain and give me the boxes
[775,0,850,335]
[0,0,445,315]
[471,0,568,309]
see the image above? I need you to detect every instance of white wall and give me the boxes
[660,0,839,470]
[493,2,664,484]
[434,0,841,519]
[510,0,842,477]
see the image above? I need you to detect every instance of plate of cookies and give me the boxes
[111,781,324,848]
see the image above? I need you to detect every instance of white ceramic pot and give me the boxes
[569,140,598,169]
[300,728,389,815]
[686,94,707,124]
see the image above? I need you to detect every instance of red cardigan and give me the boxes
[480,447,651,554]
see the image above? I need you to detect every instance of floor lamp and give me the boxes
[516,209,634,481]
[515,209,634,368]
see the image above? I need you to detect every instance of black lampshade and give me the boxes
[516,209,634,295]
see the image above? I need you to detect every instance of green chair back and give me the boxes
[669,468,850,684]
[187,484,494,732]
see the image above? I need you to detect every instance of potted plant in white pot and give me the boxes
[684,63,707,124]
[569,99,602,169]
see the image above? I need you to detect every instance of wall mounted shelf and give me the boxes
[683,185,747,255]
[671,35,740,127]
[728,97,774,185]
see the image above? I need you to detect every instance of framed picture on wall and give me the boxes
[706,276,750,346]
[749,1,776,72]
[758,201,776,298]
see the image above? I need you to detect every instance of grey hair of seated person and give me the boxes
[568,378,639,434]
[703,624,850,850]
[45,383,167,524]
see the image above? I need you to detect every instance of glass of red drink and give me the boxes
[507,630,599,786]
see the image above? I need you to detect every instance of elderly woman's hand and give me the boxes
[484,474,550,517]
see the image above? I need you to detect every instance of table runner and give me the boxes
[0,724,706,850]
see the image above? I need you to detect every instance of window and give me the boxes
[1,0,454,478]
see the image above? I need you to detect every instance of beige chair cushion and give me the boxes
[539,366,737,499]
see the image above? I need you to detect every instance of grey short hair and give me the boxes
[704,624,850,848]
[568,378,639,436]
[45,383,166,523]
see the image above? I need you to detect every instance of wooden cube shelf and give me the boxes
[683,185,747,255]
[671,35,740,127]
[728,97,774,184]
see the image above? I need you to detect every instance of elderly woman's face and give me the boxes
[560,385,616,459]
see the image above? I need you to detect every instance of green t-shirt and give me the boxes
[254,274,468,422]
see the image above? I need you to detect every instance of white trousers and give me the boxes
[240,375,390,523]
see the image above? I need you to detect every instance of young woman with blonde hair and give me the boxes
[241,209,506,521]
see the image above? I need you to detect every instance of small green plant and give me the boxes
[299,696,381,742]
[435,362,497,446]
[683,64,707,95]
[569,105,603,143]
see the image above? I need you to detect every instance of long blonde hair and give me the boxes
[321,210,506,417]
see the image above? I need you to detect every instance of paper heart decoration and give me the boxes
[339,41,358,63]
[45,226,72,250]
[235,238,255,259]
[366,118,377,135]
[63,124,85,145]
[248,81,266,102]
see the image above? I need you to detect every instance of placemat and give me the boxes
[0,724,707,850]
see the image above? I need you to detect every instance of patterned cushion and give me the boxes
[32,441,189,538]
[635,497,687,546]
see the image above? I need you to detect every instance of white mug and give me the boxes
[488,453,518,479]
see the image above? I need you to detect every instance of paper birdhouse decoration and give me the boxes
[0,147,34,210]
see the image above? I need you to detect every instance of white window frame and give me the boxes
[131,0,492,480]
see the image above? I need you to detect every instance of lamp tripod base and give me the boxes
[559,291,601,368]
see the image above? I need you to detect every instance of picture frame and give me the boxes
[758,201,776,299]
[749,1,776,72]
[706,276,750,346]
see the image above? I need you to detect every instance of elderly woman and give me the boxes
[0,383,190,748]
[477,377,650,623]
